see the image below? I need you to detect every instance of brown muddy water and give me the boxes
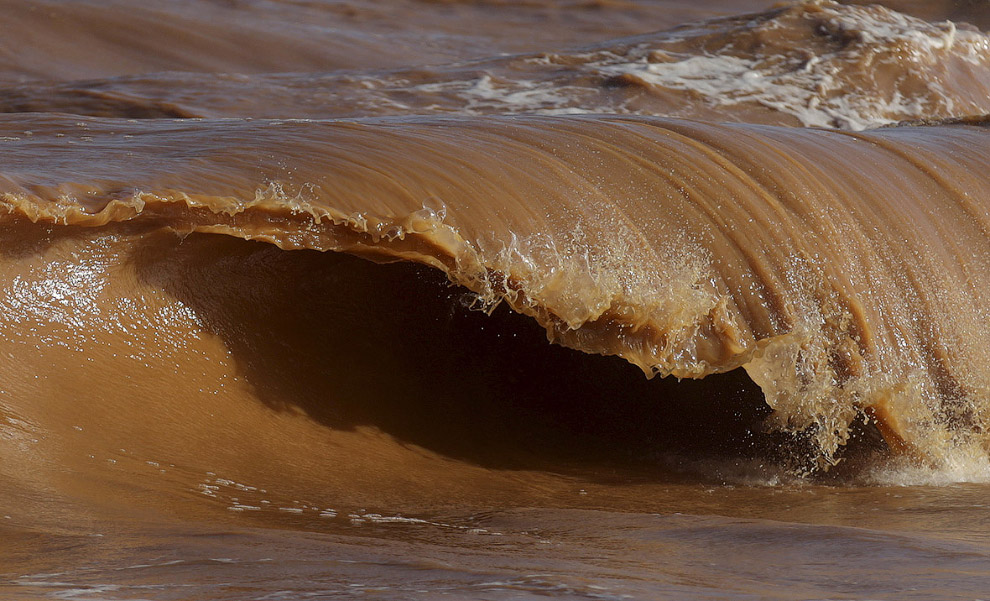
[1,1,990,599]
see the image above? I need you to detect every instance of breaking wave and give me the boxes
[2,113,989,471]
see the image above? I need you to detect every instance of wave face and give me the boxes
[3,1,990,599]
[2,113,989,465]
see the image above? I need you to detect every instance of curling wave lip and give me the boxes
[1,112,988,466]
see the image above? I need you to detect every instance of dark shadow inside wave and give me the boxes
[135,231,884,479]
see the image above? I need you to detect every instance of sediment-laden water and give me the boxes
[2,1,989,599]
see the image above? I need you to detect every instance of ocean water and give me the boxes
[1,1,990,599]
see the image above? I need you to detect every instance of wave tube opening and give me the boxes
[128,231,886,479]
